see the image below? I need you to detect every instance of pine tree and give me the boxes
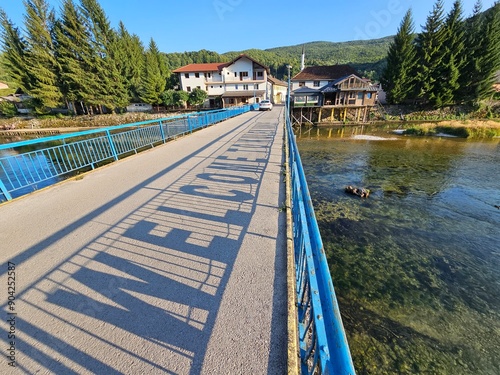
[116,22,144,102]
[0,9,31,91]
[474,2,500,101]
[80,0,128,112]
[139,39,166,105]
[437,0,465,106]
[459,0,484,102]
[23,0,62,112]
[415,0,447,106]
[381,9,417,104]
[53,0,96,114]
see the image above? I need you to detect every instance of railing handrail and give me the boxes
[286,105,355,374]
[0,108,231,150]
[0,106,250,201]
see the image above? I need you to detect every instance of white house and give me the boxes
[173,54,270,108]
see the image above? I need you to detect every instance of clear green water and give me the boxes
[296,125,500,374]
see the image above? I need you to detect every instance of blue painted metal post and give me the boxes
[287,65,292,116]
[105,130,119,161]
[159,120,166,143]
[187,116,192,133]
[0,179,12,201]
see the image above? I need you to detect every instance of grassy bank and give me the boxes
[0,112,180,131]
[401,119,500,138]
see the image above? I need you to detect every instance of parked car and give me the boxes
[259,100,273,111]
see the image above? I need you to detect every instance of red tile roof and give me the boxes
[172,63,228,73]
[172,54,270,74]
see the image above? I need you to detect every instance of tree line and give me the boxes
[1,0,498,116]
[382,0,500,107]
[0,0,208,115]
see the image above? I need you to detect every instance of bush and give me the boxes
[0,101,18,117]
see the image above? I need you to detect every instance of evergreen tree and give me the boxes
[23,0,62,112]
[53,0,95,114]
[80,0,128,112]
[116,22,144,101]
[415,0,447,106]
[437,0,465,106]
[139,39,166,105]
[381,9,417,104]
[459,0,484,102]
[0,9,31,91]
[459,1,500,103]
[474,2,500,100]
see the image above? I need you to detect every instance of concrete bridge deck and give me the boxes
[0,108,288,374]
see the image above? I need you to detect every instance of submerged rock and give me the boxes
[345,185,370,198]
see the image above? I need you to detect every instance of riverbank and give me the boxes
[398,119,500,138]
[0,112,180,131]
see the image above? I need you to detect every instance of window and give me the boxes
[195,73,200,78]
[349,92,356,98]
[299,82,305,87]
[184,73,189,78]
[367,92,373,99]
[235,85,238,90]
[313,81,320,87]
[197,86,201,89]
[220,85,222,88]
[235,72,238,77]
[240,71,248,78]
[187,86,191,92]
[243,84,248,90]
[357,92,363,99]
[211,85,214,88]
[254,84,259,90]
[206,72,211,78]
[257,71,263,77]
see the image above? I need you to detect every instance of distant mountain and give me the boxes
[266,37,393,80]
[164,36,394,81]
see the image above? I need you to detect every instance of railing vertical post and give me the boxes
[187,116,192,133]
[0,179,12,201]
[159,120,166,143]
[105,130,119,161]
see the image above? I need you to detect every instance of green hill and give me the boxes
[164,36,394,81]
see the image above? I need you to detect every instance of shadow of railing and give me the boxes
[0,110,285,373]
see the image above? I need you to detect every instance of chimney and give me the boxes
[300,45,305,71]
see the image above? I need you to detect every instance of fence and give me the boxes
[0,106,250,202]
[286,108,356,374]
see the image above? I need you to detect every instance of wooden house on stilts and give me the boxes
[290,65,380,125]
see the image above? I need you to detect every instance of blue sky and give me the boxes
[1,0,498,53]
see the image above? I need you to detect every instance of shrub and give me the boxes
[0,101,18,117]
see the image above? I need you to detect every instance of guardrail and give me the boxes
[285,108,355,374]
[0,106,250,202]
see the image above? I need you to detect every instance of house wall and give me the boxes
[272,85,287,104]
[291,80,329,91]
[178,72,208,93]
[177,56,270,108]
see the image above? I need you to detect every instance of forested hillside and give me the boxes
[163,37,393,81]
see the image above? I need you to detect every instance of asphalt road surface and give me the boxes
[0,107,288,374]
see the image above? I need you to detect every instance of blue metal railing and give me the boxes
[286,107,355,374]
[0,106,250,201]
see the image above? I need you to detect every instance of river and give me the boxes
[296,125,500,374]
